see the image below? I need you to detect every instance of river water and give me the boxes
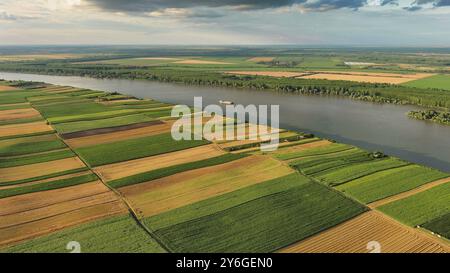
[1,72,449,172]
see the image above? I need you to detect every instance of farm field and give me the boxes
[119,155,295,218]
[336,165,449,204]
[298,71,434,84]
[280,211,449,253]
[2,215,166,253]
[146,173,366,253]
[403,74,450,91]
[378,182,450,229]
[0,181,127,246]
[0,79,449,253]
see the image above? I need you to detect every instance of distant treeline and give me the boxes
[408,110,450,125]
[1,63,450,110]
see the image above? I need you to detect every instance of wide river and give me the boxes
[1,72,450,172]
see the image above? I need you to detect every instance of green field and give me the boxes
[146,173,366,252]
[290,148,372,176]
[403,74,450,91]
[313,158,409,187]
[422,213,450,239]
[336,165,449,203]
[0,134,66,156]
[76,132,209,167]
[2,215,166,253]
[378,182,450,226]
[0,167,89,187]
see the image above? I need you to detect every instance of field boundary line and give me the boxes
[368,176,450,208]
[26,93,173,253]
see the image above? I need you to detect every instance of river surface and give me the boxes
[1,72,449,172]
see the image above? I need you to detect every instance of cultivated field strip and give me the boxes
[0,121,53,138]
[279,211,449,253]
[119,155,295,218]
[94,144,225,181]
[64,120,173,148]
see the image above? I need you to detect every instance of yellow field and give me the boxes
[0,157,86,183]
[0,121,53,138]
[280,211,449,253]
[299,71,434,84]
[119,155,294,218]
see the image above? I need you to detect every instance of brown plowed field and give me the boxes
[0,157,86,183]
[119,155,294,218]
[279,211,449,253]
[0,108,41,121]
[0,121,53,138]
[0,181,127,246]
[95,144,225,181]
[65,121,173,148]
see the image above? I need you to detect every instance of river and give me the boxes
[1,72,449,172]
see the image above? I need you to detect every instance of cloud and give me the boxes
[0,11,18,21]
[404,0,450,11]
[82,0,450,16]
[0,11,39,21]
[86,0,306,12]
[147,8,224,18]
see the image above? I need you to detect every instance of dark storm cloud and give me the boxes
[85,0,449,14]
[86,0,306,12]
[303,0,397,11]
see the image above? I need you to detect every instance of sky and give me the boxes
[0,0,450,46]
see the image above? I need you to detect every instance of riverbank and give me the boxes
[0,65,449,111]
[408,110,450,126]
